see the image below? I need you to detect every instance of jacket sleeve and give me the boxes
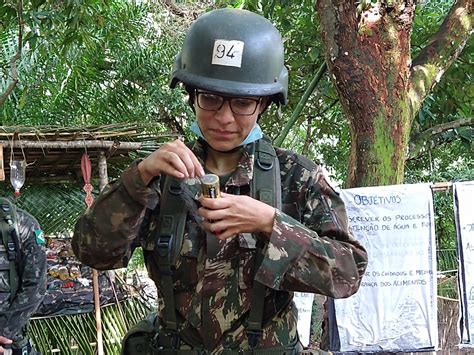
[254,165,368,299]
[0,212,46,341]
[72,161,160,270]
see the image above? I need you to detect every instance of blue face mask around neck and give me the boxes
[190,121,263,147]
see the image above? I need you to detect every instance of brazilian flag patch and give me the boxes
[35,229,45,245]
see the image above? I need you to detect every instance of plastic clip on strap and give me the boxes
[7,241,16,260]
[157,216,174,258]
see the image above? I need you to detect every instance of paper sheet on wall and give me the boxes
[332,183,438,352]
[294,292,314,347]
[454,181,474,347]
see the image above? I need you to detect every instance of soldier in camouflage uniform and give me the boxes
[72,8,368,354]
[1,202,47,355]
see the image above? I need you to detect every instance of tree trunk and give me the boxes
[316,0,415,187]
[316,0,472,188]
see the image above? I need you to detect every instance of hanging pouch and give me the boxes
[121,313,159,355]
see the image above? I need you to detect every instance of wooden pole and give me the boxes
[92,150,109,355]
[92,270,103,355]
[0,139,143,150]
[0,144,4,181]
[98,151,109,190]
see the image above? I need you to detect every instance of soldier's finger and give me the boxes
[208,220,228,234]
[163,152,190,178]
[197,205,226,221]
[179,150,201,179]
[215,228,236,240]
[186,148,205,177]
[198,196,226,210]
[192,157,205,178]
[0,336,12,344]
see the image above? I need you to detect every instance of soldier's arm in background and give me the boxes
[72,161,159,270]
[255,153,368,299]
[0,210,47,341]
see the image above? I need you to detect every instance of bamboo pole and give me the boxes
[92,270,103,355]
[0,140,142,150]
[92,150,110,355]
[431,181,452,192]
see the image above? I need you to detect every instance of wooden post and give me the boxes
[98,150,109,191]
[0,144,4,181]
[92,150,109,355]
[92,269,104,355]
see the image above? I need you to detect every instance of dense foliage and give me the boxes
[1,0,472,275]
[2,1,470,180]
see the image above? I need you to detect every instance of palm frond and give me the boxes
[30,297,152,354]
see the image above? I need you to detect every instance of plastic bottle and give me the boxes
[10,160,26,197]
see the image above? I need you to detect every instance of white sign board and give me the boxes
[454,181,474,346]
[333,184,438,352]
[294,292,314,347]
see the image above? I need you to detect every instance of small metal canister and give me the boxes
[200,173,220,198]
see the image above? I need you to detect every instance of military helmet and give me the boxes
[170,8,288,105]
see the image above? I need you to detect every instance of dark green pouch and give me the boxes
[121,314,158,355]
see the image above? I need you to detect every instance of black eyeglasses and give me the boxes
[195,91,261,116]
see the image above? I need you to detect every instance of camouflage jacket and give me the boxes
[0,207,47,341]
[72,139,368,351]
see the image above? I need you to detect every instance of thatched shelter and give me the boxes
[0,124,174,354]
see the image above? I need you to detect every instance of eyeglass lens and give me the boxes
[197,92,259,116]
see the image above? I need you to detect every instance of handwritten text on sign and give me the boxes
[333,184,438,352]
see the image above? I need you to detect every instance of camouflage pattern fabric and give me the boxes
[0,208,47,344]
[72,139,368,352]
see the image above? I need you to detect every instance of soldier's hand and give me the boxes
[138,138,205,185]
[198,192,275,240]
[0,336,13,353]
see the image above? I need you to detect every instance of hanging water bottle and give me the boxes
[10,160,26,197]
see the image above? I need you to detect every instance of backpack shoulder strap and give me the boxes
[253,136,282,209]
[247,137,282,348]
[147,174,186,337]
[144,141,196,340]
[0,198,21,301]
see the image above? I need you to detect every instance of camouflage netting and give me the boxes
[0,182,93,236]
[0,183,131,316]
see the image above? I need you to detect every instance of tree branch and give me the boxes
[0,52,21,107]
[408,0,473,117]
[407,117,473,159]
[0,0,23,107]
[274,61,327,147]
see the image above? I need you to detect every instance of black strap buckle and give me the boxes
[169,331,180,349]
[156,330,180,351]
[7,241,16,261]
[156,233,172,257]
[246,329,263,349]
[169,183,182,195]
[156,215,175,257]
